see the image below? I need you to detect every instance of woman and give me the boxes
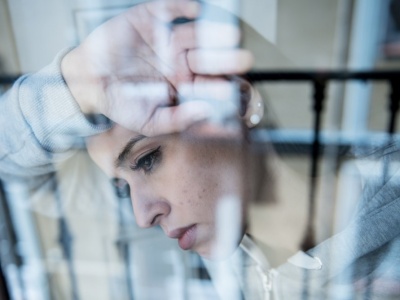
[85,80,267,260]
[85,80,400,300]
[3,0,399,297]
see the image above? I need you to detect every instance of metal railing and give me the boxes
[247,69,400,250]
[1,69,400,299]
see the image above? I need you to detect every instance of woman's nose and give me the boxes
[131,191,171,228]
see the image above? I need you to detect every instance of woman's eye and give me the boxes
[131,147,161,174]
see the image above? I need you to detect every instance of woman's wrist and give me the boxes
[61,46,98,115]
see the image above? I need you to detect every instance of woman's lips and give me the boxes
[168,224,197,250]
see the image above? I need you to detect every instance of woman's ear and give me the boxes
[231,75,265,128]
[243,85,264,128]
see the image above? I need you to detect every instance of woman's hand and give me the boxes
[62,0,253,136]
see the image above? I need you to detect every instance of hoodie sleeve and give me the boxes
[0,49,111,179]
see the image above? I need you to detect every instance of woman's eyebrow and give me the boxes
[115,135,146,168]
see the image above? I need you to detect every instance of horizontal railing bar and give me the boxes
[0,69,400,84]
[246,70,400,82]
[2,70,400,86]
[250,128,400,155]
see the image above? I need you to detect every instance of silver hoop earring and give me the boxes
[244,86,264,128]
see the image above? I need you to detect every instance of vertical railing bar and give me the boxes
[0,180,26,300]
[0,181,12,300]
[380,80,400,185]
[387,80,400,135]
[54,177,80,300]
[0,261,10,300]
[300,78,326,300]
[114,179,135,300]
[301,79,327,252]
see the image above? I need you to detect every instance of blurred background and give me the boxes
[1,0,400,299]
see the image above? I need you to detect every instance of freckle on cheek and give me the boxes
[199,188,207,200]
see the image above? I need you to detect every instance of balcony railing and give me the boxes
[0,69,399,299]
[246,69,400,250]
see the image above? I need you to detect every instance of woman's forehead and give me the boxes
[92,125,141,152]
[86,122,246,175]
[86,125,142,175]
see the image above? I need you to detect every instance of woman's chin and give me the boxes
[195,241,240,261]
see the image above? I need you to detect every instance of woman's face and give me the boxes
[87,124,250,259]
